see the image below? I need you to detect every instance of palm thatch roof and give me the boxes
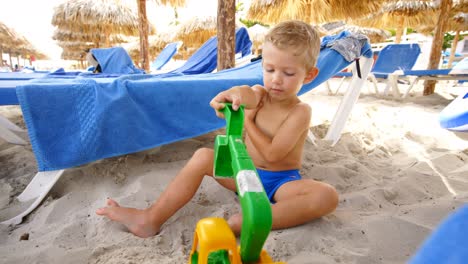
[383,0,438,16]
[247,0,386,25]
[452,0,468,13]
[53,29,128,45]
[175,16,218,47]
[0,23,47,59]
[51,0,140,37]
[419,12,468,33]
[353,0,438,28]
[0,21,16,47]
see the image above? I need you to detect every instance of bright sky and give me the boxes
[0,0,245,61]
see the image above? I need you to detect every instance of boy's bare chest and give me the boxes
[255,107,289,138]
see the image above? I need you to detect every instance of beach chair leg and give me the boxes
[325,80,333,95]
[385,74,401,98]
[369,74,379,94]
[1,170,65,226]
[0,115,24,132]
[0,122,27,145]
[324,56,373,146]
[334,77,347,95]
[306,130,317,146]
[403,77,420,98]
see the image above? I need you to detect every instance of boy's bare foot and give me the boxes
[96,198,160,238]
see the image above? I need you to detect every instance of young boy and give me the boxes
[96,20,339,238]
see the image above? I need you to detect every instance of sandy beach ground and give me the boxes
[0,79,467,264]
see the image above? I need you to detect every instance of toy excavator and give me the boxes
[189,104,285,264]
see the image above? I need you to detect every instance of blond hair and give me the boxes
[264,20,320,71]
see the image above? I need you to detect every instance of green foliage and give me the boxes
[236,1,244,13]
[169,7,179,26]
[387,28,414,37]
[443,33,455,50]
[238,18,269,28]
[443,32,468,51]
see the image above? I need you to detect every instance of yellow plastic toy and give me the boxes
[188,104,285,264]
[189,217,283,264]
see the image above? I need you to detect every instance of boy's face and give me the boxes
[261,42,317,100]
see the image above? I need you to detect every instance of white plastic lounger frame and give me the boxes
[402,74,468,98]
[385,71,468,99]
[0,114,66,226]
[309,56,374,146]
[0,114,27,145]
[1,170,65,225]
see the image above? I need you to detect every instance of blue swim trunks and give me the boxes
[256,168,302,204]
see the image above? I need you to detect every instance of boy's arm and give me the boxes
[244,103,311,163]
[210,85,266,118]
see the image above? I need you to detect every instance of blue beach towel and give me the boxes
[89,47,145,74]
[16,31,371,171]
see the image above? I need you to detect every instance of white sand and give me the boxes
[0,80,467,264]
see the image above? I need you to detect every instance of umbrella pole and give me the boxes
[217,0,236,71]
[395,17,404,44]
[423,0,452,95]
[137,0,149,72]
[447,30,460,69]
[8,52,13,70]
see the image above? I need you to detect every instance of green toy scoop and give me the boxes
[213,103,273,263]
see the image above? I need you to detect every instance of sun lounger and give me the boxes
[439,91,468,132]
[331,43,421,97]
[409,205,468,264]
[151,41,182,71]
[0,30,372,225]
[390,57,468,98]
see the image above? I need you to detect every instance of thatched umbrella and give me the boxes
[419,12,467,67]
[247,0,386,25]
[349,0,458,95]
[176,16,218,47]
[52,0,140,48]
[353,0,438,43]
[53,28,128,47]
[0,21,14,66]
[0,26,34,68]
[0,21,15,47]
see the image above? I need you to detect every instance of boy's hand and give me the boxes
[209,91,241,118]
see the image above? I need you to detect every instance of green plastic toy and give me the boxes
[213,103,273,263]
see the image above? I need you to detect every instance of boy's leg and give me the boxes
[228,179,338,234]
[96,147,235,238]
[270,179,338,229]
